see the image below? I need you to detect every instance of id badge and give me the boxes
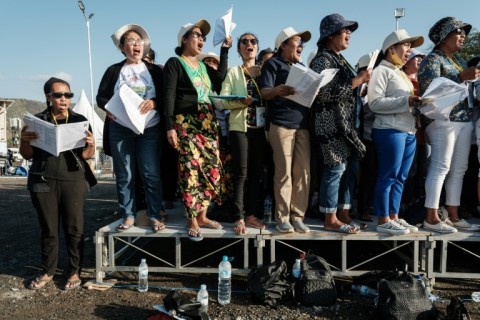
[256,106,265,127]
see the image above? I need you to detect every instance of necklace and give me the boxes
[181,55,211,91]
[51,110,68,126]
[242,65,262,99]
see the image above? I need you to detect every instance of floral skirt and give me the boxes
[174,103,223,218]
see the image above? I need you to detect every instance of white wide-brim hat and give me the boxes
[111,24,151,55]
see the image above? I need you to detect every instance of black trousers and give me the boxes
[30,178,86,277]
[229,128,266,220]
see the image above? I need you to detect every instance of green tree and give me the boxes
[458,29,480,63]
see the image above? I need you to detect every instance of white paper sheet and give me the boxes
[23,113,88,156]
[213,7,236,47]
[105,84,156,134]
[367,49,380,71]
[285,64,338,107]
[419,77,468,121]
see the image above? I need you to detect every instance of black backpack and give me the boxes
[295,254,337,306]
[247,260,294,307]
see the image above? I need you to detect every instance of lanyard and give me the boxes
[242,65,263,99]
[51,111,68,126]
[397,69,415,96]
[181,55,211,91]
[447,56,464,73]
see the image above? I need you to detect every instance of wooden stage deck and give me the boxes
[94,205,480,283]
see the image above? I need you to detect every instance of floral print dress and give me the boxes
[176,58,223,217]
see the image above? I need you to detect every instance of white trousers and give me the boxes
[424,120,472,208]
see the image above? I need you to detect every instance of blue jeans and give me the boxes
[319,157,359,213]
[372,128,416,217]
[109,121,163,220]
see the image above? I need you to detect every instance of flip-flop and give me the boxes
[64,278,82,291]
[187,228,203,241]
[150,219,166,233]
[200,220,223,230]
[29,275,53,290]
[116,217,135,232]
[325,224,359,234]
[234,220,247,235]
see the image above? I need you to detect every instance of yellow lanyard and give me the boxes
[242,65,263,99]
[181,55,211,91]
[398,69,415,96]
[51,111,68,126]
[447,56,464,73]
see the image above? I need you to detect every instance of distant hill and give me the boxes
[3,98,106,147]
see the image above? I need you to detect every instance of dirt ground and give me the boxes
[1,176,480,320]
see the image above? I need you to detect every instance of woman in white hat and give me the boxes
[418,17,480,233]
[163,19,232,241]
[368,29,424,235]
[97,24,165,233]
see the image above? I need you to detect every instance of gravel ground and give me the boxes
[1,176,479,319]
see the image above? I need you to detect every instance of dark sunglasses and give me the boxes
[240,38,258,46]
[454,28,466,36]
[49,92,74,99]
[191,31,206,41]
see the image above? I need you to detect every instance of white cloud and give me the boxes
[28,72,73,82]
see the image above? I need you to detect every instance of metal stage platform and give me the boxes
[94,206,480,283]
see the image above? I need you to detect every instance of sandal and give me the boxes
[187,228,203,242]
[64,276,82,291]
[324,224,359,234]
[150,219,166,233]
[29,274,53,290]
[245,215,265,230]
[116,217,135,232]
[234,220,247,235]
[199,220,223,230]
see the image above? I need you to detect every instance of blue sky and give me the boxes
[1,0,479,103]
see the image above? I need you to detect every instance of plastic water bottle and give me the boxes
[292,259,302,279]
[138,258,148,292]
[197,284,209,311]
[472,292,480,302]
[218,255,231,305]
[351,284,378,297]
[263,195,273,223]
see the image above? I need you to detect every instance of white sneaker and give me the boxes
[423,220,457,233]
[377,220,410,235]
[395,219,419,232]
[445,218,480,231]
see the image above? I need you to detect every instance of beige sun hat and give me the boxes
[381,29,424,54]
[111,24,151,54]
[177,19,211,47]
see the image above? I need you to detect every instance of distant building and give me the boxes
[0,99,15,147]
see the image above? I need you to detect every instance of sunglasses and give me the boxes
[454,28,466,36]
[49,92,74,99]
[240,38,258,46]
[191,31,206,41]
[126,38,145,46]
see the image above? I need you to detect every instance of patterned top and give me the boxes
[310,48,365,167]
[418,49,471,125]
[245,72,263,127]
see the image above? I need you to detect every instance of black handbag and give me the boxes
[375,271,438,320]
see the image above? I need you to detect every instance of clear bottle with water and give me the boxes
[138,258,148,292]
[351,284,378,297]
[263,195,273,224]
[292,259,302,279]
[197,284,209,311]
[218,255,231,305]
[472,292,480,302]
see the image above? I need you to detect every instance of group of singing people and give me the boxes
[20,14,480,289]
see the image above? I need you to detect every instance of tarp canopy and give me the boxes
[73,89,104,145]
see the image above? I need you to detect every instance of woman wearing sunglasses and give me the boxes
[418,17,480,233]
[97,24,165,233]
[219,33,267,235]
[164,19,231,241]
[20,77,95,290]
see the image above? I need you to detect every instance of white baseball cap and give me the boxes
[382,29,424,54]
[177,19,211,47]
[274,27,311,51]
